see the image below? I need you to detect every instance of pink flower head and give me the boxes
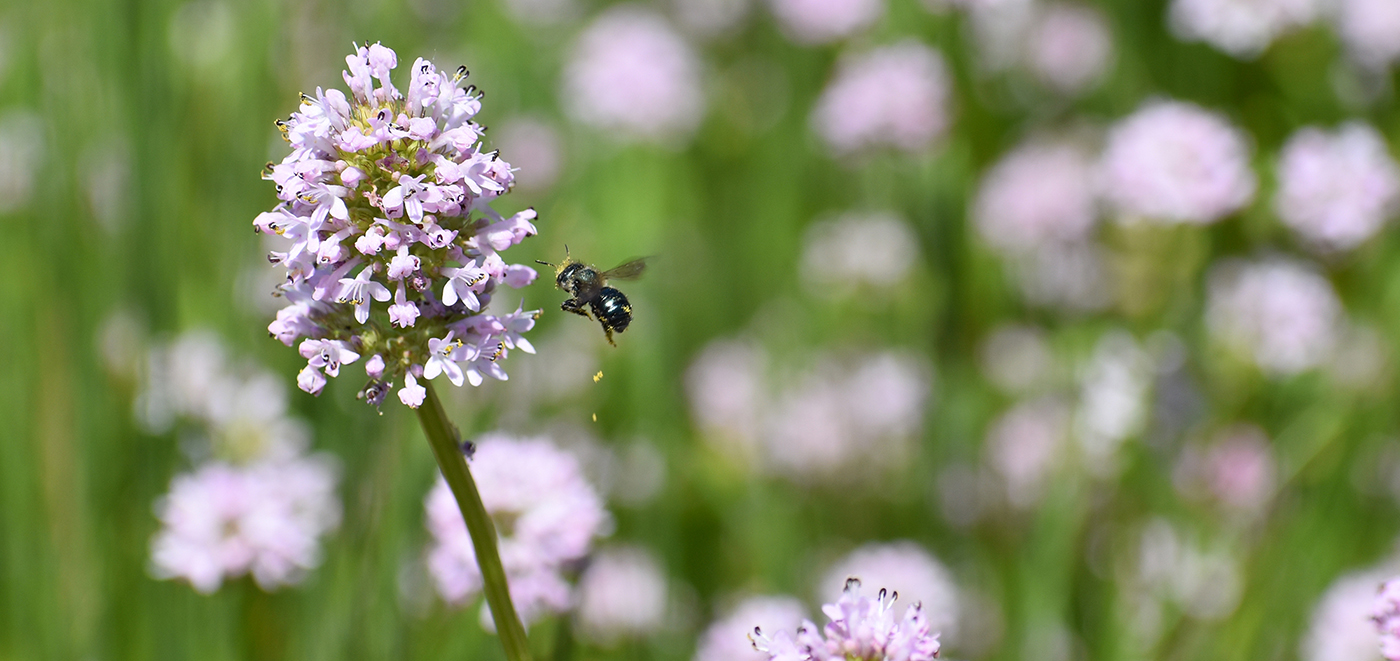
[985,397,1072,508]
[811,41,952,155]
[751,579,942,661]
[1173,425,1278,515]
[495,119,563,192]
[150,456,340,593]
[1168,0,1319,58]
[1304,569,1397,661]
[1275,122,1400,251]
[695,596,808,661]
[820,542,960,644]
[1098,100,1256,224]
[562,7,704,143]
[974,138,1098,256]
[257,44,539,407]
[424,434,611,626]
[766,0,883,45]
[575,546,669,643]
[1205,258,1342,375]
[1026,3,1113,95]
[1335,0,1400,69]
[1374,577,1400,660]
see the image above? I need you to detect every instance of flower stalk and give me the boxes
[415,380,533,661]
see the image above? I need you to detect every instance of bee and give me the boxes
[537,249,648,346]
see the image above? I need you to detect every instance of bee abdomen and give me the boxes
[591,287,632,333]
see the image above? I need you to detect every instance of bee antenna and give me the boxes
[536,259,555,267]
[565,244,570,257]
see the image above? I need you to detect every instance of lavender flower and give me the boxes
[766,0,883,45]
[1334,0,1400,69]
[819,542,960,643]
[811,41,952,156]
[562,7,704,143]
[800,211,920,293]
[424,433,612,626]
[973,138,1099,256]
[1098,100,1256,224]
[1304,569,1395,661]
[494,118,563,193]
[1172,425,1278,516]
[141,333,341,594]
[686,339,769,457]
[151,457,340,593]
[255,43,540,409]
[575,546,669,643]
[1168,0,1319,58]
[695,596,808,661]
[986,397,1072,508]
[1375,578,1400,660]
[1205,258,1342,375]
[762,352,931,483]
[750,579,942,661]
[1025,4,1113,95]
[1275,122,1400,251]
[1074,331,1154,475]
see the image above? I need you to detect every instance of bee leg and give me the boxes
[602,323,617,347]
[561,298,592,320]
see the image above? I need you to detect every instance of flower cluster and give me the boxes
[562,7,704,142]
[811,41,952,155]
[749,579,942,661]
[973,138,1098,255]
[1375,577,1400,661]
[574,546,670,643]
[1275,122,1400,251]
[695,596,809,661]
[1098,100,1257,224]
[767,0,884,45]
[819,542,961,644]
[424,433,612,627]
[255,43,540,409]
[799,211,920,293]
[1168,0,1318,58]
[1205,258,1342,375]
[141,332,341,593]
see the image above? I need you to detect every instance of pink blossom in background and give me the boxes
[1335,0,1400,69]
[800,211,920,293]
[766,0,883,45]
[1098,100,1257,224]
[575,546,669,643]
[761,352,931,482]
[693,595,808,661]
[150,456,341,593]
[685,339,768,456]
[1205,259,1342,375]
[986,397,1072,508]
[751,579,942,661]
[1374,577,1400,660]
[1173,425,1277,515]
[495,118,564,193]
[974,138,1099,256]
[1275,122,1400,251]
[811,41,952,155]
[1304,569,1394,661]
[562,7,704,142]
[424,433,611,626]
[1026,4,1113,94]
[819,541,961,642]
[1168,0,1319,58]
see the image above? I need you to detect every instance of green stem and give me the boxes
[415,381,533,661]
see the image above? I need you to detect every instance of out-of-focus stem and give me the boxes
[416,381,533,661]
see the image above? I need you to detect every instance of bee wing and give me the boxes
[601,257,649,281]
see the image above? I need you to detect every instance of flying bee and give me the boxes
[537,249,648,347]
